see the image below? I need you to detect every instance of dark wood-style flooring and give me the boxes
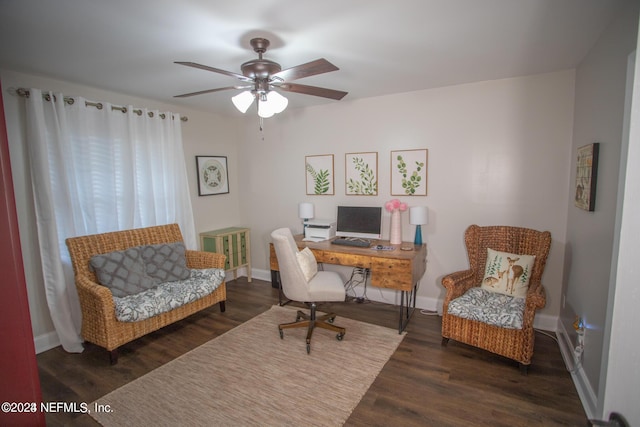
[37,278,587,426]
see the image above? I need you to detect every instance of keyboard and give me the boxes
[331,237,371,248]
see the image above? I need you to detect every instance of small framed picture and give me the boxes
[391,149,428,196]
[196,156,229,196]
[575,143,599,211]
[345,152,378,195]
[305,154,334,195]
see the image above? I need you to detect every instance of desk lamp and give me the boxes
[409,206,429,245]
[298,202,314,234]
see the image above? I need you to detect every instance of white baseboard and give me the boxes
[34,330,60,354]
[248,268,272,282]
[557,319,597,419]
[533,313,557,331]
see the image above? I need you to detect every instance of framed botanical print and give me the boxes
[575,143,599,211]
[391,149,428,196]
[345,152,378,195]
[196,155,229,196]
[305,154,334,195]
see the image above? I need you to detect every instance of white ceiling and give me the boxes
[0,0,625,116]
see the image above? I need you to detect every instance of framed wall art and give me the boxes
[574,142,599,211]
[391,149,428,196]
[305,154,334,195]
[196,155,229,196]
[345,152,378,195]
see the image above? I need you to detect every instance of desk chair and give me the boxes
[271,228,346,353]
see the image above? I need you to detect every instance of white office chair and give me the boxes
[271,227,346,353]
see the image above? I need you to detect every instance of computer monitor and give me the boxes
[335,206,382,240]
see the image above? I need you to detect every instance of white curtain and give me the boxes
[24,88,196,352]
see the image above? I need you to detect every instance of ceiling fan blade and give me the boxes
[277,83,348,100]
[173,86,251,98]
[272,58,339,82]
[174,61,253,82]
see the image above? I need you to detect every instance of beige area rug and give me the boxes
[90,305,405,427]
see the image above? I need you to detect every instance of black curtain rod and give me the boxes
[15,88,188,122]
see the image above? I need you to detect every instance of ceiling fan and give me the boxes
[174,38,348,118]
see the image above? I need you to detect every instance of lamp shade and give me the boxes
[232,91,255,113]
[258,97,275,118]
[267,91,288,113]
[258,91,288,118]
[409,206,429,225]
[298,202,314,220]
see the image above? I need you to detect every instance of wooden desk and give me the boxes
[269,235,427,332]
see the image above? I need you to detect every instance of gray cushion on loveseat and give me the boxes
[140,242,191,282]
[113,268,225,322]
[90,248,159,297]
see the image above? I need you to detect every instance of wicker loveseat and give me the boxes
[66,223,227,364]
[441,224,551,373]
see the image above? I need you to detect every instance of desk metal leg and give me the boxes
[398,282,418,333]
[271,270,291,306]
[270,270,280,288]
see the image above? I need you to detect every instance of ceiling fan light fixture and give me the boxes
[174,37,347,120]
[258,95,275,118]
[231,90,255,113]
[267,91,288,114]
[257,91,288,118]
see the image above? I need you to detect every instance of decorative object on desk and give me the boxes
[373,245,394,251]
[385,198,407,245]
[305,154,334,195]
[409,206,429,245]
[298,202,314,233]
[391,149,428,196]
[574,142,599,211]
[345,152,378,195]
[196,155,229,196]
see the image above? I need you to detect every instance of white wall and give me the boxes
[238,70,575,326]
[0,69,241,351]
[601,43,640,426]
[559,0,639,420]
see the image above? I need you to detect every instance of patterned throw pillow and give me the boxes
[139,242,191,282]
[90,248,159,297]
[481,248,536,298]
[296,247,318,282]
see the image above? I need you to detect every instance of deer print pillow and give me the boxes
[481,248,536,298]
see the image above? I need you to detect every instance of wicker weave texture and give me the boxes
[66,224,227,352]
[441,224,551,366]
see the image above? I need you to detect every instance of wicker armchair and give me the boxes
[441,224,551,373]
[66,223,227,364]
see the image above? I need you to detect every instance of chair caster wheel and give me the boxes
[306,343,311,354]
[279,328,283,339]
[336,332,345,341]
[328,317,335,324]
